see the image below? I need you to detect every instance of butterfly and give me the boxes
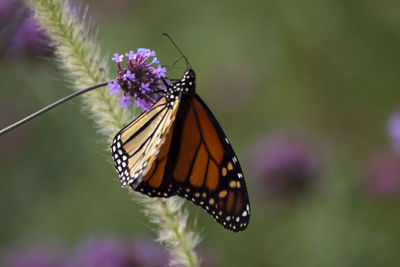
[110,69,250,232]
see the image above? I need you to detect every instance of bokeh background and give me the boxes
[1,0,400,266]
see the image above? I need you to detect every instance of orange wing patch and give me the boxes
[189,144,208,187]
[148,157,167,188]
[226,191,235,213]
[193,100,224,163]
[234,192,243,214]
[173,104,201,182]
[206,160,219,191]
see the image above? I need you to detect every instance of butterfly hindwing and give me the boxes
[166,94,250,232]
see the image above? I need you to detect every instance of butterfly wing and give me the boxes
[111,97,180,187]
[134,114,178,198]
[167,94,250,232]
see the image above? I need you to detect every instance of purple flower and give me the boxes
[2,3,52,59]
[0,0,16,24]
[362,150,400,198]
[112,53,124,63]
[130,239,170,267]
[118,95,132,109]
[71,236,169,267]
[123,70,135,81]
[110,48,167,112]
[125,50,136,60]
[1,242,65,267]
[149,57,160,66]
[108,80,120,95]
[140,82,151,93]
[387,110,400,156]
[251,133,320,199]
[71,237,131,267]
[134,98,154,112]
[153,65,167,78]
[136,48,147,57]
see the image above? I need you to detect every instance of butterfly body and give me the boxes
[111,69,250,232]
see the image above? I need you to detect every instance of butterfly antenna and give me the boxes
[162,33,192,70]
[163,55,186,72]
[0,81,111,136]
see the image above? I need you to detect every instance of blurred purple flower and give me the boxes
[1,0,52,59]
[387,110,400,156]
[362,150,400,198]
[71,236,170,267]
[1,242,65,267]
[0,0,16,24]
[130,239,170,267]
[72,236,131,267]
[251,134,320,199]
[6,16,52,57]
[1,236,217,267]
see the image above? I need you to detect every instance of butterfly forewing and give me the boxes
[111,97,180,187]
[135,119,177,198]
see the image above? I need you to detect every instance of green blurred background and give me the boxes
[2,0,400,266]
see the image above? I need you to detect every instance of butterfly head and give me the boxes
[178,69,196,93]
[167,69,196,98]
[183,69,196,81]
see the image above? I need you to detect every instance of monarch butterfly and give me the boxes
[111,64,251,232]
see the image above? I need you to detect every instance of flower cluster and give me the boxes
[387,110,400,156]
[362,150,400,198]
[109,48,167,111]
[250,133,321,199]
[72,236,170,267]
[1,237,171,267]
[1,0,52,59]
